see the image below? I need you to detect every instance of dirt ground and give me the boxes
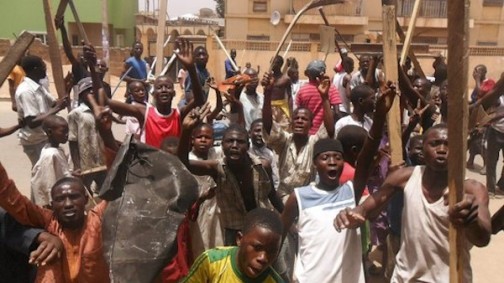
[0,61,503,282]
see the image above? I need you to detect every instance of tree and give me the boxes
[214,0,225,18]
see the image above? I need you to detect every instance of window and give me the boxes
[483,0,504,7]
[253,1,267,12]
[247,35,270,41]
[30,32,48,44]
[477,41,498,46]
[72,35,79,46]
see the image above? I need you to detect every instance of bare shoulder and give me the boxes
[384,166,415,188]
[464,178,488,196]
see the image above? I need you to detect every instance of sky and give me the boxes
[138,0,216,18]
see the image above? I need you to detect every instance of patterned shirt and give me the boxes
[68,104,106,171]
[216,154,274,230]
[183,246,283,283]
[263,122,328,200]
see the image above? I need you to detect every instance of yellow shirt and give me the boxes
[8,65,25,88]
[182,247,283,283]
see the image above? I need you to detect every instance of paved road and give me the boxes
[0,97,503,282]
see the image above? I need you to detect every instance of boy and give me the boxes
[249,119,279,189]
[178,106,283,245]
[124,81,148,140]
[262,73,335,202]
[295,60,341,134]
[335,124,492,282]
[0,165,109,282]
[87,39,204,149]
[264,56,292,130]
[122,41,149,103]
[68,78,107,191]
[31,115,72,207]
[15,55,68,166]
[280,82,397,283]
[183,208,284,282]
[334,84,375,136]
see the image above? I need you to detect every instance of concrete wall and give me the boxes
[0,0,137,46]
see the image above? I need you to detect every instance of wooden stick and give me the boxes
[395,19,426,79]
[68,0,89,44]
[155,0,168,76]
[382,5,403,166]
[111,66,132,97]
[400,0,422,66]
[43,0,67,101]
[147,35,171,78]
[0,32,34,87]
[55,0,69,19]
[447,0,469,282]
[213,33,239,72]
[160,51,178,76]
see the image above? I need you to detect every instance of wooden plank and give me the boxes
[395,19,426,79]
[382,5,403,166]
[43,0,66,100]
[0,32,35,87]
[400,0,422,66]
[155,0,168,76]
[350,43,429,55]
[447,0,469,282]
[55,0,69,19]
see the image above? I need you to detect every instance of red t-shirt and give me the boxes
[142,104,181,148]
[295,81,341,135]
[479,78,496,99]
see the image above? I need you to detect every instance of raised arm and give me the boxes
[206,79,223,124]
[353,81,397,203]
[178,104,219,178]
[472,76,504,110]
[83,45,146,125]
[318,76,335,138]
[334,167,413,231]
[55,16,78,65]
[398,65,428,106]
[261,72,275,135]
[175,39,204,115]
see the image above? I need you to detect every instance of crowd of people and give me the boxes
[0,14,504,283]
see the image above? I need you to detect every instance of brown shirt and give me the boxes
[0,163,110,283]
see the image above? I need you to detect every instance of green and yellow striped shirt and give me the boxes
[182,247,283,283]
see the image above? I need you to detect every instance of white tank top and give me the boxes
[392,166,472,282]
[333,72,351,113]
[294,182,365,283]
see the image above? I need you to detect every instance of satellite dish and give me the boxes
[270,11,281,26]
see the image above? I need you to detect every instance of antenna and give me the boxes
[270,11,281,26]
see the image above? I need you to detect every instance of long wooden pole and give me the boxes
[447,0,469,282]
[213,33,239,71]
[0,32,35,87]
[399,0,422,66]
[155,0,168,76]
[68,0,89,44]
[101,0,110,83]
[382,4,403,166]
[395,19,426,79]
[42,0,66,101]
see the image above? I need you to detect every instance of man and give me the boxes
[0,166,110,282]
[122,41,149,103]
[224,48,237,79]
[332,56,354,116]
[263,56,292,130]
[249,119,280,189]
[55,15,90,107]
[178,106,283,246]
[179,46,211,111]
[15,55,68,166]
[295,60,341,135]
[350,55,371,89]
[471,64,495,103]
[239,67,263,130]
[335,124,492,282]
[0,208,63,283]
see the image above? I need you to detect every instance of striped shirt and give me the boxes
[183,246,283,282]
[295,81,341,135]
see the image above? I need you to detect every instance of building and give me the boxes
[0,0,137,47]
[224,0,504,46]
